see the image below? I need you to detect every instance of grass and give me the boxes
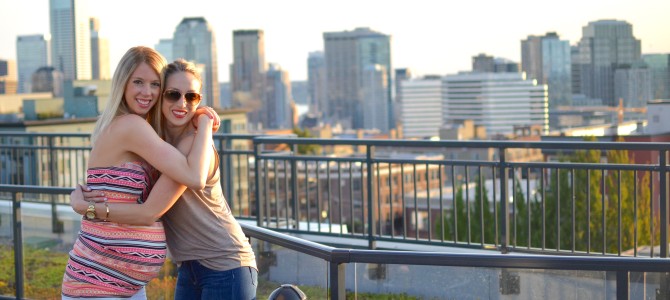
[0,245,421,299]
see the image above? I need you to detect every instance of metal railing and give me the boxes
[2,185,670,299]
[240,221,670,300]
[2,132,670,257]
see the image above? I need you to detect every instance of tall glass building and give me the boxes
[521,32,571,129]
[231,29,266,127]
[49,0,91,80]
[575,19,641,106]
[89,17,110,80]
[642,54,670,100]
[173,17,220,108]
[323,27,392,132]
[16,34,50,93]
[307,51,327,116]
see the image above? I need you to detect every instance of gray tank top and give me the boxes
[162,149,256,271]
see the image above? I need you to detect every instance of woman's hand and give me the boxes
[70,184,105,215]
[192,106,220,132]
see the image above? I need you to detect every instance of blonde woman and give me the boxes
[71,59,257,299]
[61,47,219,299]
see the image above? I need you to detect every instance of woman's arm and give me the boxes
[71,134,204,225]
[71,176,187,226]
[115,111,214,189]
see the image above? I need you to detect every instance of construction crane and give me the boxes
[556,98,647,124]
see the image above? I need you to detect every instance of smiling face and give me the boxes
[162,71,202,129]
[123,62,161,117]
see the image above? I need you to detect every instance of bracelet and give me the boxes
[103,201,110,221]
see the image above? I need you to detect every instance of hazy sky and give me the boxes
[1,0,669,82]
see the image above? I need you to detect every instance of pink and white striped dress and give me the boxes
[62,161,165,298]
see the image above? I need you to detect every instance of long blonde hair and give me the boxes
[91,46,168,145]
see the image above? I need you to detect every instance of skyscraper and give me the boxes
[307,51,327,116]
[361,64,389,132]
[50,0,91,80]
[16,34,50,93]
[394,68,412,129]
[521,32,572,129]
[323,27,392,132]
[32,66,64,96]
[576,19,642,106]
[231,29,266,127]
[154,39,174,63]
[614,62,652,108]
[472,53,519,73]
[263,63,292,129]
[642,54,670,100]
[0,59,18,94]
[172,17,220,108]
[443,72,548,136]
[89,17,110,80]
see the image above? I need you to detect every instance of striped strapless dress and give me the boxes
[61,161,165,298]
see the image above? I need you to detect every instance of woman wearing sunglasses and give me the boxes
[60,48,219,299]
[70,59,257,300]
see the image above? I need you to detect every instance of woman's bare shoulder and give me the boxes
[111,114,152,131]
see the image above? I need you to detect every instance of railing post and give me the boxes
[330,248,348,300]
[659,150,669,300]
[498,148,510,253]
[254,140,263,227]
[366,145,376,249]
[48,136,63,233]
[660,150,668,257]
[12,191,24,299]
[616,271,629,300]
[291,144,299,229]
[222,136,234,212]
[329,261,345,300]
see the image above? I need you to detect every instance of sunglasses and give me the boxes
[163,90,202,106]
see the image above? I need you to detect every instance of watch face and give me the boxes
[86,211,96,219]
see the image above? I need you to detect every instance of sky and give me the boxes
[1,0,669,82]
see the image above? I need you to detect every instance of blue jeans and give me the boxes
[175,260,257,300]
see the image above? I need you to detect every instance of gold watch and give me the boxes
[85,201,96,219]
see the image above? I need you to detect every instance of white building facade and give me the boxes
[398,77,443,138]
[443,72,548,136]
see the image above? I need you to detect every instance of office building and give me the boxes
[472,53,519,73]
[614,62,653,108]
[89,17,110,80]
[31,66,64,97]
[521,32,572,129]
[0,59,18,94]
[231,29,266,127]
[173,17,220,108]
[394,68,413,129]
[642,54,670,100]
[361,65,389,132]
[575,19,642,106]
[307,51,327,116]
[16,34,50,93]
[50,0,91,80]
[398,76,442,138]
[443,72,548,136]
[154,39,173,63]
[263,63,292,129]
[323,27,392,132]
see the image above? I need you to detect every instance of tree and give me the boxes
[292,127,321,155]
[438,175,495,245]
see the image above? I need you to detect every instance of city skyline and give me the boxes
[1,0,669,82]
